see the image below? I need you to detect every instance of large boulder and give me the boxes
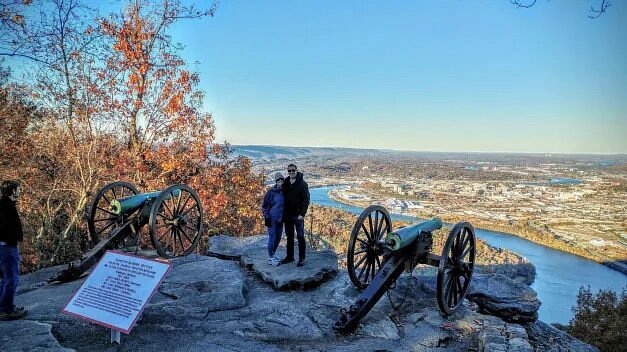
[475,262,536,285]
[240,245,338,290]
[143,254,247,321]
[467,273,541,323]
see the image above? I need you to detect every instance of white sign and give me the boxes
[62,251,171,334]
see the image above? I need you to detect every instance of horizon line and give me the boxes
[229,143,627,157]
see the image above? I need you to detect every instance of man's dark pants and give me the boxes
[0,245,20,313]
[284,216,306,261]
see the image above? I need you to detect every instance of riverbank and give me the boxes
[327,190,627,276]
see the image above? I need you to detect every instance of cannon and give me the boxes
[334,205,476,332]
[48,181,203,283]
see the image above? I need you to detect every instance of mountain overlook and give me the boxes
[0,236,598,352]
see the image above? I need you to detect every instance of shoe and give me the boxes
[270,258,281,266]
[297,259,305,267]
[280,257,294,265]
[0,309,28,321]
[267,258,274,265]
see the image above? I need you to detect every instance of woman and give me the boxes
[262,173,285,266]
[0,180,27,320]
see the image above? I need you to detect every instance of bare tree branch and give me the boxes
[588,0,611,19]
[511,0,537,9]
[511,0,612,18]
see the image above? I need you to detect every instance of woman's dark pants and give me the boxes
[267,220,283,257]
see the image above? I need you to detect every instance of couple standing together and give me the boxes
[262,164,310,267]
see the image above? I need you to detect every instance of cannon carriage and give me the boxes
[49,181,204,283]
[334,205,476,332]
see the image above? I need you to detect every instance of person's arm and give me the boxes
[16,210,24,242]
[261,190,272,219]
[299,181,310,217]
[0,202,6,241]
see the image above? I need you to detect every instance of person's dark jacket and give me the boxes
[262,185,285,223]
[0,197,23,246]
[283,171,310,217]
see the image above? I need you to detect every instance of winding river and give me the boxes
[310,186,627,324]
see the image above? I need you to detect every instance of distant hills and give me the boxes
[231,145,387,161]
[231,145,627,164]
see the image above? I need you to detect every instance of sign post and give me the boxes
[62,251,171,343]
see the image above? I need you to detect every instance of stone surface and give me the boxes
[467,273,541,323]
[525,321,600,352]
[475,262,536,285]
[3,243,594,352]
[206,234,266,260]
[0,320,74,352]
[240,245,338,290]
[144,254,246,320]
[477,317,533,352]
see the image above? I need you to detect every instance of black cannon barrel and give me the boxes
[384,217,442,251]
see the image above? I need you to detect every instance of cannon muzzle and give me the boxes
[384,217,442,251]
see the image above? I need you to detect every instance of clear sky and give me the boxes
[135,1,627,152]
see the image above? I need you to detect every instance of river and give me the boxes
[310,186,627,324]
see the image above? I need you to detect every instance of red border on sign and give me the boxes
[60,250,172,334]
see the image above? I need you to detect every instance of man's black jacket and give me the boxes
[0,197,23,246]
[283,171,310,217]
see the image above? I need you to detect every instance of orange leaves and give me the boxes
[178,70,190,85]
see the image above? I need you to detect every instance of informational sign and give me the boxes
[62,251,171,334]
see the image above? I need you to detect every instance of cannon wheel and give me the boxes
[149,184,203,258]
[347,205,392,289]
[437,221,476,315]
[87,181,139,246]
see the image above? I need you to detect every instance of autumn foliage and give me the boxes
[0,0,265,272]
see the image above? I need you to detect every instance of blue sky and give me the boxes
[105,1,627,152]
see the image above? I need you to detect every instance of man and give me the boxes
[0,180,27,320]
[281,164,310,267]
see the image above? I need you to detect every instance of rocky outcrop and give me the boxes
[467,273,541,323]
[240,245,338,290]
[475,262,536,286]
[0,242,595,352]
[525,321,599,352]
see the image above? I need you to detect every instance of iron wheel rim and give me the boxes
[436,221,476,315]
[347,205,392,289]
[87,181,139,246]
[149,184,203,258]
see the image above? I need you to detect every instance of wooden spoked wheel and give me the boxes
[347,205,392,289]
[149,184,203,258]
[87,181,139,246]
[436,221,476,315]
